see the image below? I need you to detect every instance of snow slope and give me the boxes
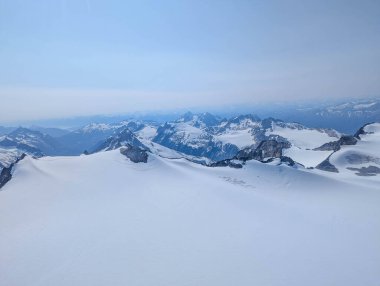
[0,148,23,169]
[0,151,379,286]
[327,123,380,181]
[266,123,340,167]
[214,129,256,149]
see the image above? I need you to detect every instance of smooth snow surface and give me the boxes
[136,126,157,140]
[1,151,380,286]
[267,125,338,149]
[215,129,255,148]
[267,124,339,167]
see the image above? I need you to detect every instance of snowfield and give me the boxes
[214,129,255,149]
[328,123,380,180]
[266,124,340,168]
[1,150,380,286]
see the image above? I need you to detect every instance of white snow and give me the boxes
[353,102,377,109]
[267,125,338,149]
[136,126,157,140]
[0,151,379,286]
[266,124,340,167]
[326,123,380,184]
[215,129,255,148]
[283,147,332,168]
[81,123,113,133]
[174,123,204,141]
[0,148,22,168]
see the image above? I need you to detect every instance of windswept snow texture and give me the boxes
[328,123,380,180]
[1,151,380,286]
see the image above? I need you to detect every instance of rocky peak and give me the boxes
[92,128,147,153]
[235,140,291,162]
[120,144,149,163]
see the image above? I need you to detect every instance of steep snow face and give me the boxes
[266,122,340,168]
[327,123,380,180]
[1,151,379,286]
[0,148,23,169]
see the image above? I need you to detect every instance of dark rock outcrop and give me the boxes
[316,157,338,173]
[314,135,357,151]
[279,156,297,166]
[354,122,375,139]
[92,128,147,153]
[0,153,26,189]
[236,140,291,162]
[0,165,13,189]
[208,159,243,169]
[120,144,149,163]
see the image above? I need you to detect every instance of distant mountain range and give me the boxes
[0,98,379,184]
[255,98,380,133]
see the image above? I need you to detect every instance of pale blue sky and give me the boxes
[0,0,379,121]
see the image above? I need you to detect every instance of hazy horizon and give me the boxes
[1,0,380,121]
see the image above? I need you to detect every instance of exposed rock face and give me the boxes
[236,140,291,162]
[120,144,149,163]
[339,135,358,146]
[279,156,297,166]
[314,135,357,151]
[0,153,26,189]
[208,159,243,169]
[207,139,293,168]
[0,165,13,189]
[354,122,375,139]
[316,157,339,173]
[92,128,146,153]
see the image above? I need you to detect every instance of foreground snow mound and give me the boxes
[0,151,379,286]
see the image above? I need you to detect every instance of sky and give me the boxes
[0,0,380,122]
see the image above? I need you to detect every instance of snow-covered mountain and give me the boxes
[91,128,148,153]
[0,126,16,136]
[0,112,375,172]
[0,146,379,286]
[316,123,380,177]
[28,126,70,137]
[0,127,60,156]
[278,98,380,133]
[57,121,156,155]
[152,113,340,165]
